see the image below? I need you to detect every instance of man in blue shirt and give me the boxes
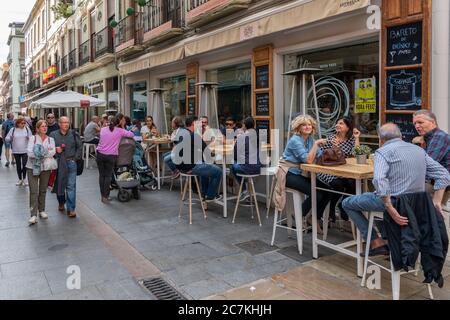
[342,123,450,256]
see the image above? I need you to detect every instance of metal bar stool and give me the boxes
[271,188,307,254]
[361,211,433,300]
[83,143,97,169]
[178,173,207,225]
[232,174,262,226]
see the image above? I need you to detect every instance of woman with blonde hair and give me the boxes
[26,120,57,225]
[282,115,329,232]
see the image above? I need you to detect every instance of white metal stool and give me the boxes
[361,211,434,300]
[271,188,307,254]
[178,173,207,225]
[261,166,278,218]
[232,174,262,226]
[83,143,97,169]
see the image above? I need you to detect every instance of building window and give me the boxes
[129,82,147,121]
[160,75,186,125]
[206,62,252,128]
[283,41,380,144]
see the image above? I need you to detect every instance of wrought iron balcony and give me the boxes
[186,0,209,11]
[185,0,252,27]
[94,26,114,59]
[115,13,143,51]
[68,49,77,71]
[60,55,69,75]
[79,39,91,66]
[142,0,184,44]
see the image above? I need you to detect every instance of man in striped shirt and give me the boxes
[342,123,450,256]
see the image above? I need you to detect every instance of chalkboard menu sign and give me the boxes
[187,97,196,116]
[188,78,196,96]
[387,21,422,67]
[256,65,269,89]
[386,68,422,111]
[255,119,271,143]
[386,113,417,142]
[255,93,270,116]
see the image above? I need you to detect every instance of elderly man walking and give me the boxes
[50,116,83,218]
[342,123,450,256]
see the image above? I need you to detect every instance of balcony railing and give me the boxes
[115,13,142,49]
[186,0,209,11]
[79,39,91,66]
[143,0,184,33]
[68,49,77,71]
[94,26,114,58]
[61,55,68,75]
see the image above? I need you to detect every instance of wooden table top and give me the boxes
[142,137,172,144]
[301,158,374,180]
[210,143,273,155]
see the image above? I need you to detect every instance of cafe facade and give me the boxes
[118,0,448,147]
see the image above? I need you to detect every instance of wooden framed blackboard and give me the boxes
[386,113,417,142]
[255,119,271,143]
[256,65,269,89]
[187,97,196,116]
[188,77,196,96]
[387,21,422,67]
[255,93,270,116]
[386,68,422,111]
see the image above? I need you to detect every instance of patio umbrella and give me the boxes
[30,90,106,109]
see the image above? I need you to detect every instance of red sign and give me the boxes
[80,100,91,108]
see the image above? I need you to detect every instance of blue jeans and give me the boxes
[191,163,222,199]
[342,192,385,242]
[57,160,77,211]
[163,152,177,172]
[231,164,247,191]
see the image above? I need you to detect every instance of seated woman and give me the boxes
[283,115,329,232]
[317,117,360,221]
[140,116,160,171]
[231,117,262,202]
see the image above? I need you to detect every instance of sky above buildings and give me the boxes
[0,0,36,63]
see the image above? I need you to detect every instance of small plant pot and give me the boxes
[356,155,367,164]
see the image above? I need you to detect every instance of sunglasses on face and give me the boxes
[226,123,234,127]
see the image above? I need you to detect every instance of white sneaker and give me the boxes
[39,212,48,219]
[23,180,29,187]
[16,180,23,186]
[28,216,38,225]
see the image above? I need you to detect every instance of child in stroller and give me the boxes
[133,142,158,191]
[114,138,141,202]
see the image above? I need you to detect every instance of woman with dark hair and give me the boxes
[5,117,32,186]
[96,113,134,203]
[130,119,143,143]
[318,117,361,221]
[124,116,132,130]
[231,117,262,201]
[141,115,160,171]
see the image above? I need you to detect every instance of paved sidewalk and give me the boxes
[0,166,153,300]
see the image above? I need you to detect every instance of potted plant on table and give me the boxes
[351,145,372,164]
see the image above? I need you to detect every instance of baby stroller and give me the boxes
[114,138,141,202]
[134,142,158,191]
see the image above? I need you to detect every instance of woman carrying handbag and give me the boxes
[26,120,57,225]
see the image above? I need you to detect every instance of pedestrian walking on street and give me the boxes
[1,113,15,167]
[50,116,83,218]
[96,113,134,203]
[26,120,57,225]
[5,117,32,186]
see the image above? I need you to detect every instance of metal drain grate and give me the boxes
[140,277,185,300]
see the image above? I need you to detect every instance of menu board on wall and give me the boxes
[387,21,422,67]
[188,78,196,96]
[256,65,269,89]
[386,113,416,142]
[255,119,271,143]
[386,68,422,111]
[255,93,270,116]
[187,97,196,116]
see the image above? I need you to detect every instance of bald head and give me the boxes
[379,123,402,144]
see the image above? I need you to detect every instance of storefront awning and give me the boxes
[184,0,372,57]
[119,45,185,76]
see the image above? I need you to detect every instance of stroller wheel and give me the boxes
[132,188,141,200]
[118,190,131,202]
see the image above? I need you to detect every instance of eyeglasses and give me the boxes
[47,116,55,119]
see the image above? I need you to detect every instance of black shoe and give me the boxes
[360,245,390,257]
